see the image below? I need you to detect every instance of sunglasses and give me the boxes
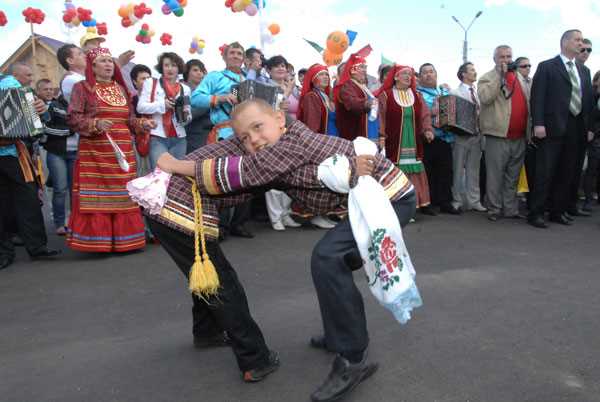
[581,48,592,53]
[519,64,531,68]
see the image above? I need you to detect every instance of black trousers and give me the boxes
[148,220,270,372]
[423,138,453,208]
[0,155,47,259]
[583,142,600,201]
[529,114,582,218]
[311,192,416,354]
[567,132,588,211]
[219,200,252,234]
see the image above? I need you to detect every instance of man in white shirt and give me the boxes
[450,62,487,212]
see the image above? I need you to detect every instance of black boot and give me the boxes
[310,352,378,402]
[310,335,334,352]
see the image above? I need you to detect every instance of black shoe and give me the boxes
[568,208,591,217]
[420,206,437,216]
[440,205,461,215]
[11,235,24,247]
[487,213,501,222]
[563,212,575,221]
[0,256,14,270]
[29,247,61,259]
[528,216,548,229]
[194,331,231,349]
[243,350,280,383]
[582,201,593,212]
[549,214,572,225]
[505,213,526,219]
[310,353,379,402]
[230,225,254,239]
[310,335,333,352]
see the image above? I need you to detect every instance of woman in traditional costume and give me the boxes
[375,65,434,211]
[67,47,155,252]
[334,53,373,141]
[298,64,338,136]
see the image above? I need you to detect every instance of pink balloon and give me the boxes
[161,4,171,14]
[245,4,258,16]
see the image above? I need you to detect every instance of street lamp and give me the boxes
[452,11,483,63]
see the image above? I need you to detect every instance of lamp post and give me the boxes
[452,11,483,63]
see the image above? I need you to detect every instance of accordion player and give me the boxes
[0,88,45,139]
[433,94,477,136]
[230,80,284,110]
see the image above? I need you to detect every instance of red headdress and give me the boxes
[85,47,131,99]
[333,44,372,103]
[374,64,424,127]
[297,64,330,121]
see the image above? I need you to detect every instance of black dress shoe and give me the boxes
[562,212,575,221]
[310,335,333,352]
[194,331,231,349]
[11,235,24,247]
[487,213,501,222]
[243,350,280,382]
[569,208,592,217]
[420,206,437,216]
[229,225,254,238]
[0,256,14,270]
[311,353,379,402]
[440,205,461,215]
[29,248,61,259]
[549,215,572,225]
[528,216,548,229]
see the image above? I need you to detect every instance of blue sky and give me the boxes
[1,0,598,85]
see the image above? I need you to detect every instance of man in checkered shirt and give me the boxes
[153,99,417,402]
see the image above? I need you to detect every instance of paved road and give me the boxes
[1,211,600,402]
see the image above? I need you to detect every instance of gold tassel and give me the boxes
[517,166,529,194]
[188,179,220,297]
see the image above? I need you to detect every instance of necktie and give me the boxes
[566,61,582,116]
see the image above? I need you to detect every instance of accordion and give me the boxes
[231,80,284,110]
[434,95,477,136]
[0,88,44,138]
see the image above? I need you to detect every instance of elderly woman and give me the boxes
[376,64,435,212]
[298,64,337,136]
[67,47,156,252]
[265,55,298,119]
[183,59,212,153]
[334,53,374,141]
[137,52,191,169]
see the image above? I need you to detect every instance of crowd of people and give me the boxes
[0,27,599,402]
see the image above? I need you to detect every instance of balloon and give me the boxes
[179,0,188,7]
[245,4,258,16]
[232,0,246,12]
[96,22,108,35]
[241,0,252,6]
[161,4,171,14]
[268,23,280,35]
[191,41,198,49]
[118,5,130,18]
[121,18,132,27]
[0,11,7,27]
[326,31,349,55]
[198,40,205,49]
[323,48,343,66]
[189,47,196,54]
[160,32,172,46]
[173,8,184,16]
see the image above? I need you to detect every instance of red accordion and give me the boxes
[434,95,477,136]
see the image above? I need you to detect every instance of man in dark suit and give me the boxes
[528,29,594,228]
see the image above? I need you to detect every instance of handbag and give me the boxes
[135,78,158,157]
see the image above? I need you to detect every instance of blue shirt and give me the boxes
[0,75,22,157]
[417,85,455,143]
[191,69,244,140]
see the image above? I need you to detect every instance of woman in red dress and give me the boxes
[67,47,156,252]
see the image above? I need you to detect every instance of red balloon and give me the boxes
[77,7,93,22]
[141,23,149,30]
[160,33,172,46]
[96,22,108,35]
[0,11,7,27]
[121,18,132,27]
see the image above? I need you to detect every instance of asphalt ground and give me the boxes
[1,209,600,402]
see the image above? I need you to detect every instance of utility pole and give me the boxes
[452,11,483,63]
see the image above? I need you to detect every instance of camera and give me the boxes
[506,61,519,72]
[173,95,190,124]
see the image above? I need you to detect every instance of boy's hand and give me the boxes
[157,152,177,173]
[354,155,376,177]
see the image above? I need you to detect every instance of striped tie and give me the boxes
[567,61,582,116]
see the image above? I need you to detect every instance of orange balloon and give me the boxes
[326,31,349,55]
[179,0,188,6]
[118,5,129,18]
[323,49,343,67]
[268,23,280,35]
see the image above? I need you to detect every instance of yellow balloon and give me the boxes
[126,3,135,15]
[241,0,252,6]
[148,29,155,37]
[198,40,206,49]
[232,0,246,12]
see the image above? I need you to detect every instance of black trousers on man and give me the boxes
[311,192,416,354]
[0,155,47,259]
[423,138,453,208]
[529,114,583,219]
[567,131,588,212]
[148,219,270,372]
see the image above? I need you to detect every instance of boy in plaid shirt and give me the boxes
[154,99,416,402]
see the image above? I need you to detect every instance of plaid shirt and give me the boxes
[154,120,413,238]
